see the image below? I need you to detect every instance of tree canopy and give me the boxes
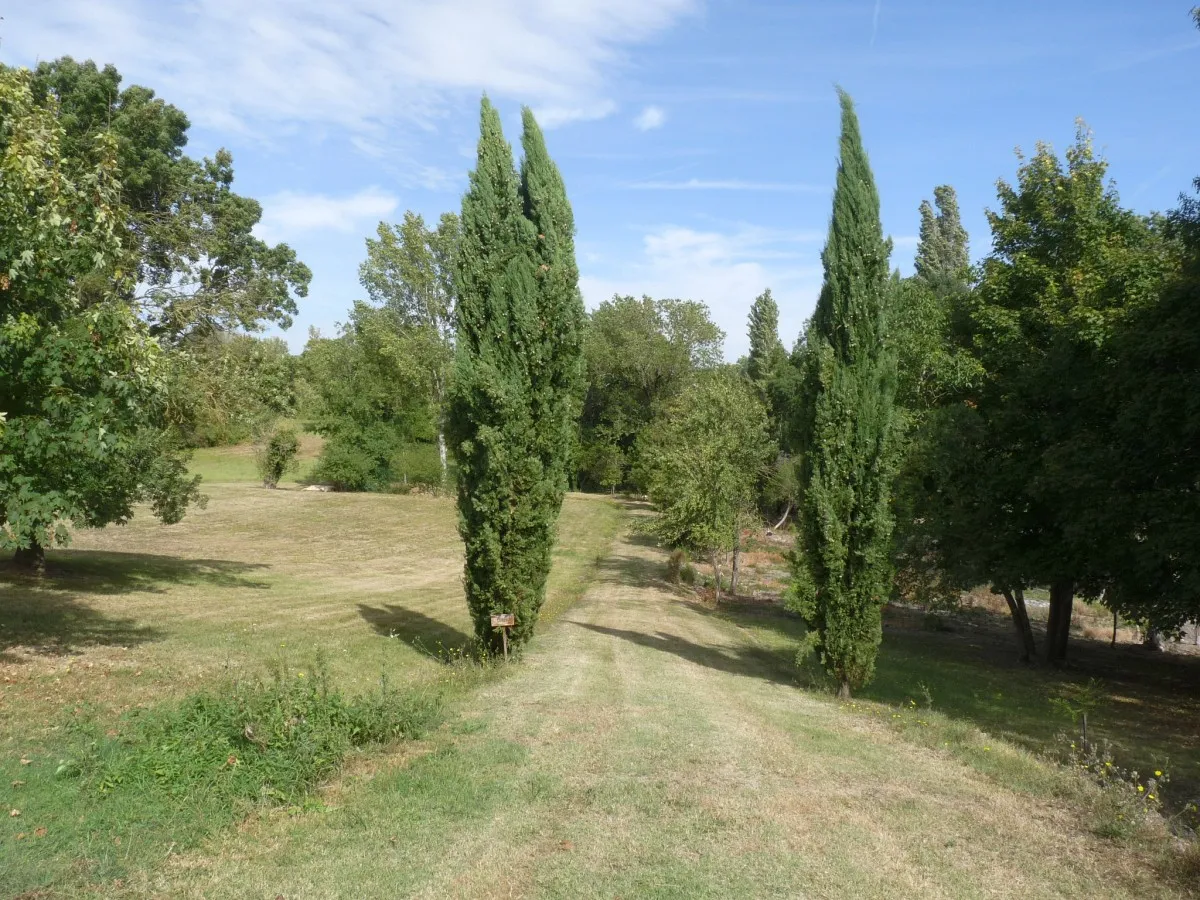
[0,67,200,571]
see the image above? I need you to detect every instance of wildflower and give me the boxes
[1148,794,1156,801]
[1137,785,1144,792]
[297,672,306,678]
[1154,770,1162,777]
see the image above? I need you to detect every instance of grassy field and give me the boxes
[117,516,1194,899]
[0,471,626,895]
[186,429,325,484]
[3,467,1199,896]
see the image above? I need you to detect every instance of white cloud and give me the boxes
[9,0,698,134]
[627,179,827,192]
[255,187,399,243]
[634,105,666,130]
[580,225,825,359]
[532,100,619,130]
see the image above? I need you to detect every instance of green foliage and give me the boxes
[91,662,440,807]
[168,333,297,446]
[28,57,310,342]
[790,90,900,695]
[640,369,773,591]
[359,210,459,482]
[256,425,300,488]
[1094,178,1200,631]
[579,294,724,489]
[745,288,788,397]
[449,98,583,651]
[303,301,440,491]
[520,106,587,512]
[914,185,969,285]
[914,127,1176,662]
[0,67,201,564]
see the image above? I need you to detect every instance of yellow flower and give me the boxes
[1148,794,1156,801]
[297,671,306,678]
[1154,770,1162,777]
[1137,785,1144,792]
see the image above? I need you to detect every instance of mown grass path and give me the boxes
[136,511,1185,899]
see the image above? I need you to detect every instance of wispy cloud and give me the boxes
[532,100,619,130]
[626,178,827,192]
[581,224,825,357]
[255,187,399,244]
[871,0,882,46]
[634,105,666,130]
[8,0,699,134]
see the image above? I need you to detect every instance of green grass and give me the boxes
[187,430,324,484]
[0,484,626,895]
[125,515,1189,899]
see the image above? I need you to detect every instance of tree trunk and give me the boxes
[13,539,45,576]
[729,533,742,597]
[837,680,852,699]
[437,427,448,487]
[1044,580,1075,665]
[709,551,723,602]
[1001,587,1037,663]
[1144,627,1165,652]
[1111,609,1118,649]
[772,502,792,532]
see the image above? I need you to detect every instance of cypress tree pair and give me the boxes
[790,90,900,697]
[449,98,585,652]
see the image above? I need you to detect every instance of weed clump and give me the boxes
[86,659,440,809]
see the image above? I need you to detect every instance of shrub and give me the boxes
[255,425,301,488]
[90,660,440,808]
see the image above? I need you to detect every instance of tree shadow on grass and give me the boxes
[1,550,271,662]
[356,603,472,655]
[4,549,272,596]
[574,621,796,686]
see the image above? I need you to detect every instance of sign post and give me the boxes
[490,613,515,661]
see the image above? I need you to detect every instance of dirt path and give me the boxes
[146,521,1182,899]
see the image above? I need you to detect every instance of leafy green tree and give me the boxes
[302,303,438,492]
[27,57,310,342]
[168,333,297,446]
[359,211,459,482]
[888,189,982,615]
[449,98,581,651]
[914,185,969,286]
[745,289,787,395]
[0,68,201,572]
[920,128,1173,664]
[1094,178,1200,634]
[640,370,773,598]
[579,294,723,489]
[789,90,900,697]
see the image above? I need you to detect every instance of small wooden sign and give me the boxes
[491,613,515,660]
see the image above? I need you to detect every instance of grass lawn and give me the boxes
[121,515,1195,899]
[0,476,626,895]
[3,476,1198,897]
[186,429,325,484]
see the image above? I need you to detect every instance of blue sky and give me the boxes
[8,1,1199,357]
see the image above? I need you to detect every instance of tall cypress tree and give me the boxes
[790,89,899,697]
[449,98,548,651]
[519,107,585,515]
